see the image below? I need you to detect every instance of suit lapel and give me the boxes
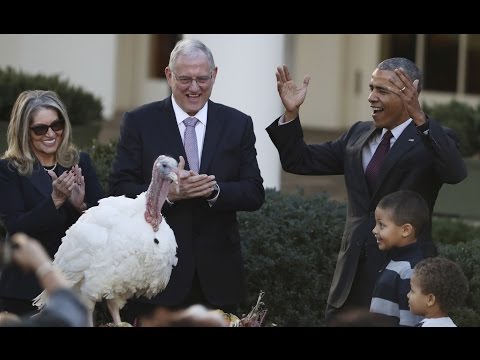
[352,125,378,196]
[200,101,223,173]
[26,163,53,198]
[159,98,187,166]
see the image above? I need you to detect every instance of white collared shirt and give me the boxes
[362,118,413,171]
[171,95,208,166]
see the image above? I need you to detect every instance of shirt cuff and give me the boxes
[278,115,288,126]
[416,120,430,135]
[207,183,220,206]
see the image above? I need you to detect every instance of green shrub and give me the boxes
[86,138,118,193]
[432,217,480,245]
[238,189,346,326]
[0,66,103,125]
[424,100,480,157]
[438,239,480,326]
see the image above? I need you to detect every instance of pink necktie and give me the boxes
[365,130,393,191]
[183,117,199,173]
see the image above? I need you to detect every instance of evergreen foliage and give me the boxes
[424,100,480,157]
[0,66,103,125]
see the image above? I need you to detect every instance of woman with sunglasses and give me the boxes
[0,90,104,316]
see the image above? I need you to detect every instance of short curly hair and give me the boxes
[414,257,469,314]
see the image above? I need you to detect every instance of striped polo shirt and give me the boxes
[370,242,425,327]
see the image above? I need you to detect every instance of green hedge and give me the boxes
[0,66,103,125]
[86,139,118,193]
[438,239,480,326]
[237,189,346,326]
[432,217,480,245]
[431,218,480,326]
[424,100,480,157]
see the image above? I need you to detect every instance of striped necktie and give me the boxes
[183,117,199,173]
[365,130,393,192]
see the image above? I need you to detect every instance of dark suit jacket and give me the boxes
[266,118,467,309]
[0,152,104,300]
[109,97,265,307]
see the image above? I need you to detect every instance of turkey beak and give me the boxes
[168,170,180,193]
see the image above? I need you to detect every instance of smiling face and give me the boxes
[368,69,410,130]
[165,52,217,116]
[372,206,411,251]
[29,108,63,165]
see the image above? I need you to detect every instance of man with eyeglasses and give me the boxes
[109,39,265,324]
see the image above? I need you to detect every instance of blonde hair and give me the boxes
[2,90,79,176]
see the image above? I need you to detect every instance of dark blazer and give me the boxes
[109,97,265,307]
[0,152,104,300]
[266,118,467,309]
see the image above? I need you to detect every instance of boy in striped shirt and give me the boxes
[369,190,428,326]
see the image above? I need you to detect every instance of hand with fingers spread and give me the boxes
[276,64,310,122]
[391,68,426,126]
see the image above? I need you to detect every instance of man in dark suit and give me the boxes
[266,58,467,326]
[109,39,265,322]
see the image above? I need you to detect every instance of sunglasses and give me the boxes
[29,119,65,136]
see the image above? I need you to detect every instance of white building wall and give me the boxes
[184,34,285,190]
[0,34,117,119]
[114,34,174,115]
[292,34,347,130]
[343,34,381,127]
[291,34,381,131]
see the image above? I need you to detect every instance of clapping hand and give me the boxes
[68,165,86,212]
[167,156,216,202]
[48,165,85,211]
[49,169,76,209]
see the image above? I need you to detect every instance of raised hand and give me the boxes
[276,64,310,121]
[390,68,427,126]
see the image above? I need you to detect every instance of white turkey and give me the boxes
[33,155,180,326]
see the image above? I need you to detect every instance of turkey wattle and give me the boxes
[33,155,179,326]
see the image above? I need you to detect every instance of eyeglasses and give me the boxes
[29,119,65,136]
[173,72,213,86]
